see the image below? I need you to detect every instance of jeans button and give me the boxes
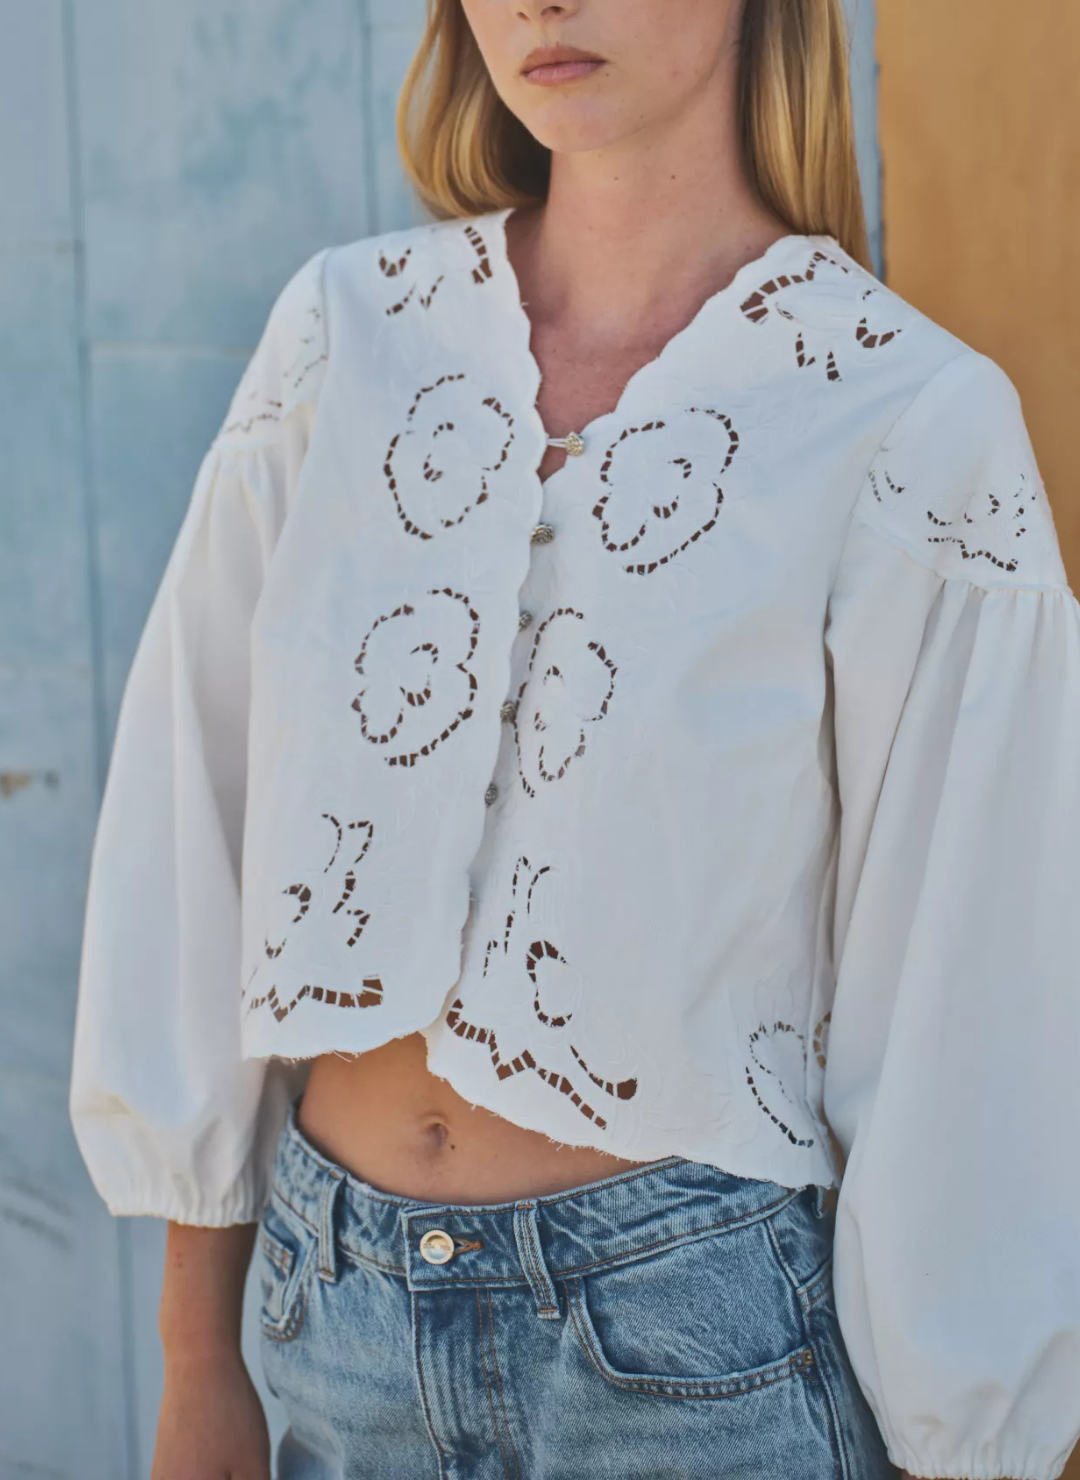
[419,1229,456,1265]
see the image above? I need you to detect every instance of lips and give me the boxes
[521,45,606,84]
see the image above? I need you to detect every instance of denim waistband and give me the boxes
[269,1106,802,1306]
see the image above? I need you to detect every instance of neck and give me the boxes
[511,70,787,340]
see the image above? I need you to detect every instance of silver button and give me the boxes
[484,782,498,805]
[518,609,532,631]
[419,1229,455,1265]
[530,523,555,545]
[500,701,517,723]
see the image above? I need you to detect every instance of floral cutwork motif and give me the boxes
[513,609,617,798]
[246,813,384,1022]
[925,472,1033,574]
[352,588,480,768]
[379,247,443,314]
[745,1021,817,1149]
[482,857,571,1027]
[378,222,493,316]
[869,469,905,503]
[247,980,384,1022]
[447,857,638,1129]
[222,298,327,438]
[594,408,740,575]
[872,458,1041,575]
[384,375,515,540]
[740,251,902,383]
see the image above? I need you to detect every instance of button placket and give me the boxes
[490,494,553,803]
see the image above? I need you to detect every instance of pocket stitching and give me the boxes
[260,1227,295,1279]
[764,1213,834,1315]
[261,1246,313,1344]
[801,1257,834,1312]
[764,1218,847,1480]
[567,1277,813,1400]
[259,1225,317,1344]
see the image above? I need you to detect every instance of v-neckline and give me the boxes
[484,205,826,484]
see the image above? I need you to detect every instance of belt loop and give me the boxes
[813,1184,837,1220]
[317,1170,344,1284]
[513,1201,560,1320]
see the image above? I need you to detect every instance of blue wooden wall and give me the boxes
[0,4,878,1474]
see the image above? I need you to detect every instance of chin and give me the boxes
[514,101,637,159]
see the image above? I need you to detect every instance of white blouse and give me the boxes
[71,209,1080,1480]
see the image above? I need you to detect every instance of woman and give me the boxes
[70,0,1080,1476]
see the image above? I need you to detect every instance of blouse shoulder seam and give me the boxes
[861,346,977,490]
[843,345,1072,592]
[213,394,320,455]
[847,502,1072,595]
[215,246,332,451]
[828,348,975,590]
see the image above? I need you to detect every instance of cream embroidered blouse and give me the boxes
[71,210,1080,1480]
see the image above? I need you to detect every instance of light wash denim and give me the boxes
[259,1108,895,1479]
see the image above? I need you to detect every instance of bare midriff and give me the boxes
[297,1034,649,1205]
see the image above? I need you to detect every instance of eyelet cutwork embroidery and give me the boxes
[446,856,638,1129]
[513,609,617,797]
[871,456,1043,576]
[463,223,494,285]
[869,469,905,502]
[745,1022,817,1149]
[378,222,493,316]
[384,375,515,540]
[352,588,480,767]
[379,248,444,315]
[740,252,902,383]
[568,1045,638,1104]
[483,857,570,1027]
[222,299,327,438]
[223,395,285,439]
[247,980,384,1022]
[246,813,384,1022]
[812,1012,831,1071]
[924,472,1033,573]
[594,408,739,575]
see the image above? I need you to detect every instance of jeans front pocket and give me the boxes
[258,1194,317,1343]
[567,1213,816,1400]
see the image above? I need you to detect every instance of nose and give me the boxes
[515,1,579,20]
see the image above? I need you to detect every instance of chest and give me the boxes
[531,320,686,484]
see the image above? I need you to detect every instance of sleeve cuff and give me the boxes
[100,1182,268,1226]
[888,1435,1074,1480]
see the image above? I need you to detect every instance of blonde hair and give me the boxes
[397,0,871,271]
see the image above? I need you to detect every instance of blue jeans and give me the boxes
[259,1109,895,1478]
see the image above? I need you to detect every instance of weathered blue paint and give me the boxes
[0,2,130,1475]
[845,0,883,270]
[0,3,879,1473]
